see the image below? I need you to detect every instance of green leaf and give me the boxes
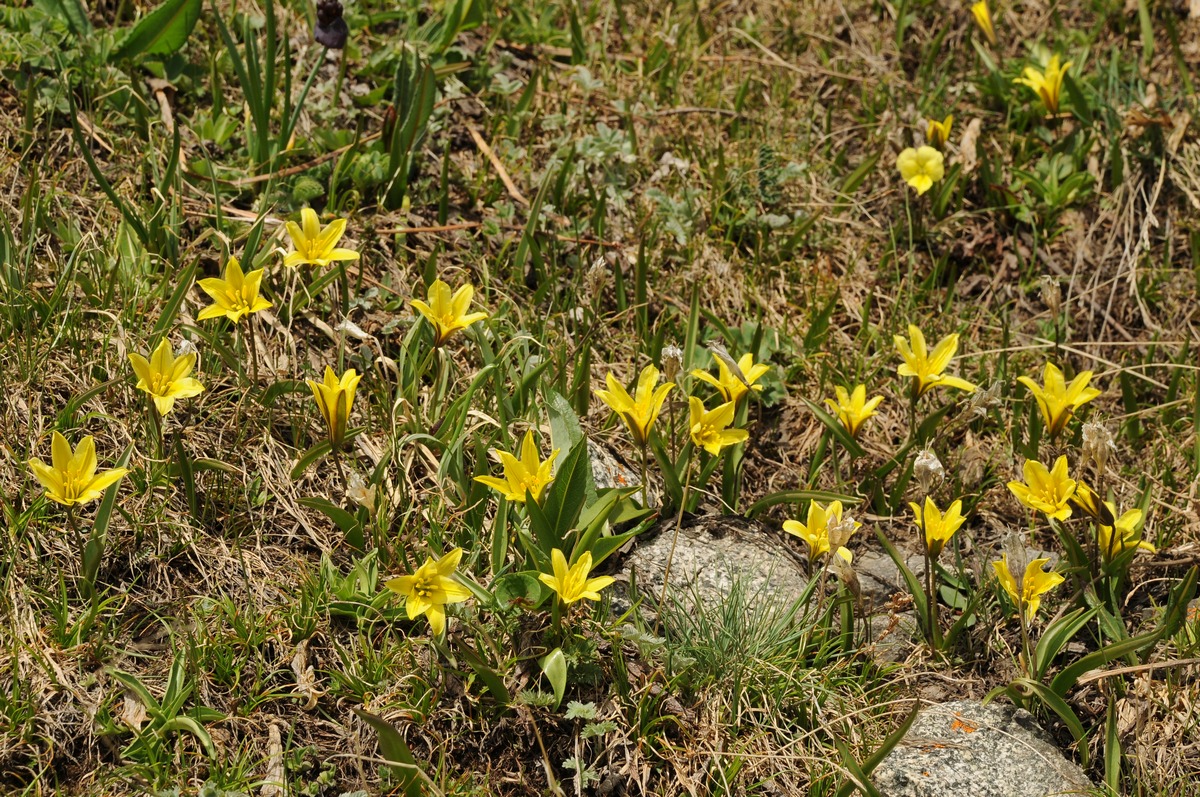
[745,489,859,519]
[151,260,198,341]
[161,715,217,757]
[456,645,511,707]
[872,527,927,631]
[542,441,590,546]
[1033,607,1096,681]
[259,379,310,408]
[802,397,866,459]
[540,648,567,710]
[1012,678,1089,766]
[110,0,202,62]
[289,428,363,480]
[34,0,91,35]
[1049,629,1161,698]
[493,572,548,610]
[353,709,426,797]
[298,496,364,550]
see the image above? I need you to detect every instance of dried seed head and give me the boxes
[706,341,749,386]
[661,344,684,383]
[1039,274,1062,316]
[314,0,349,49]
[914,448,945,496]
[827,512,859,550]
[1081,421,1116,476]
[583,256,608,299]
[969,380,1003,417]
[1002,532,1029,595]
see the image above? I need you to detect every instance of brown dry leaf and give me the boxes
[291,639,323,711]
[261,722,286,797]
[958,118,983,174]
[120,694,148,732]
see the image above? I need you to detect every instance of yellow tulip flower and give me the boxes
[474,430,559,504]
[128,338,204,416]
[196,257,272,324]
[1068,480,1113,525]
[385,548,472,636]
[910,497,967,560]
[993,554,1064,623]
[691,351,771,405]
[687,397,748,456]
[595,365,674,448]
[894,325,976,398]
[1017,362,1100,438]
[784,500,858,562]
[28,432,129,507]
[410,278,489,346]
[539,549,614,605]
[896,146,944,196]
[283,208,360,269]
[1015,54,1072,115]
[926,115,954,148]
[307,366,362,450]
[1097,503,1156,564]
[971,0,997,47]
[825,384,884,438]
[1007,455,1076,521]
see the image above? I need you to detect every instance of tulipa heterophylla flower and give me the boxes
[539,549,614,606]
[970,0,996,47]
[129,338,204,418]
[474,430,559,504]
[691,350,770,406]
[925,115,953,148]
[29,432,129,509]
[283,208,360,269]
[197,256,272,383]
[1008,455,1076,522]
[825,384,883,439]
[1017,362,1100,438]
[385,548,472,637]
[1015,54,1072,115]
[410,278,489,347]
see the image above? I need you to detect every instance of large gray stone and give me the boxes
[873,699,1095,797]
[612,514,809,617]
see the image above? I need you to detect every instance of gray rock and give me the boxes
[873,699,1095,797]
[865,611,920,664]
[588,440,660,505]
[612,515,809,618]
[856,549,927,609]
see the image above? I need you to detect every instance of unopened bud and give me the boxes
[914,448,944,496]
[661,344,683,383]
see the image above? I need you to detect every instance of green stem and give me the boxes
[655,461,694,635]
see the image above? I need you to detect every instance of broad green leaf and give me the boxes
[110,0,202,61]
[353,709,426,797]
[540,648,567,710]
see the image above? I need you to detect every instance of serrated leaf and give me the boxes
[564,701,597,720]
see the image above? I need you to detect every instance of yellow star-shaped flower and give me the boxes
[28,432,129,507]
[196,257,272,324]
[894,325,976,398]
[410,278,489,346]
[539,549,615,605]
[385,548,472,636]
[474,430,559,504]
[283,208,360,269]
[128,338,204,416]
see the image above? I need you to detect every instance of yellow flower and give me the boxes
[283,208,360,269]
[28,432,129,507]
[971,0,997,47]
[688,397,748,456]
[783,500,858,562]
[825,384,884,438]
[410,278,489,346]
[595,365,674,448]
[910,497,967,560]
[894,325,976,398]
[896,146,945,196]
[307,366,362,449]
[128,338,204,416]
[993,554,1064,623]
[1007,455,1076,521]
[1068,480,1112,525]
[1017,362,1100,438]
[196,257,272,324]
[691,351,771,405]
[926,115,954,148]
[1015,54,1072,115]
[1097,503,1156,564]
[474,430,559,504]
[538,549,615,605]
[385,548,472,636]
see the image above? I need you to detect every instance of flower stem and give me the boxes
[655,460,693,636]
[639,446,650,508]
[246,317,260,386]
